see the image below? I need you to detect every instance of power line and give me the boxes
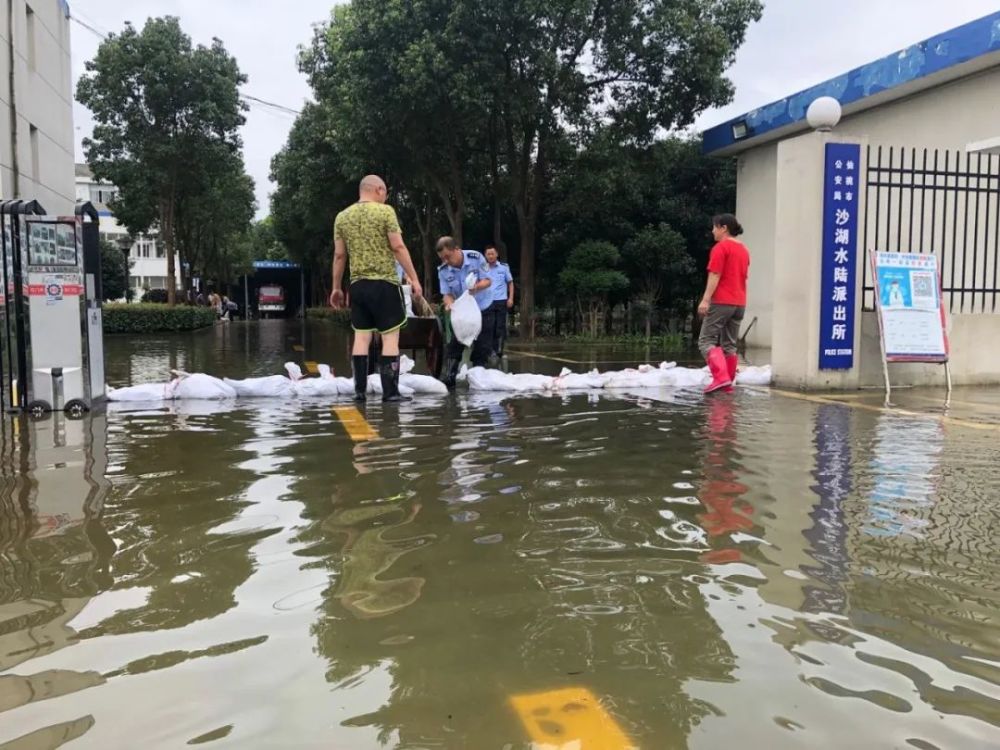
[70,16,303,118]
[241,94,301,117]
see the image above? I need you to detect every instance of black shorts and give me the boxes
[349,279,406,334]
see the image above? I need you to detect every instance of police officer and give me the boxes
[436,236,493,387]
[483,244,514,363]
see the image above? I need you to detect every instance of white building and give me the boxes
[702,11,1000,387]
[1,0,75,213]
[74,163,170,296]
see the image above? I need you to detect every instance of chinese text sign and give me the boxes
[819,143,861,370]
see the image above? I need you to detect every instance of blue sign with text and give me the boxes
[819,143,861,370]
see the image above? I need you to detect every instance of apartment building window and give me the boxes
[135,239,154,259]
[26,5,37,72]
[29,125,40,181]
[89,186,117,204]
[154,240,165,259]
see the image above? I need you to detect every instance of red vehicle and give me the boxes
[258,284,285,317]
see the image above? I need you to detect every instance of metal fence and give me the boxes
[862,146,1000,313]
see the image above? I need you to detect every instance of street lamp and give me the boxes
[806,96,842,132]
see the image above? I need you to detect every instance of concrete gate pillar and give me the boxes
[769,131,868,389]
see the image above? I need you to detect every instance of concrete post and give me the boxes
[770,131,868,390]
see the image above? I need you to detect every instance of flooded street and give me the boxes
[2,321,999,748]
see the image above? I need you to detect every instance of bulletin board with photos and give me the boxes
[26,221,79,268]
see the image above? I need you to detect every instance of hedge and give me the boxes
[103,303,217,334]
[305,307,352,325]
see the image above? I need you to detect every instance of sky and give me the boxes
[70,0,1000,219]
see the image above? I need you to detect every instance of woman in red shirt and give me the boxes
[698,214,750,394]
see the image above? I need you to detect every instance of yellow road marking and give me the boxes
[759,387,1000,432]
[332,406,378,442]
[292,344,304,352]
[510,687,634,749]
[304,361,319,375]
[907,392,1000,412]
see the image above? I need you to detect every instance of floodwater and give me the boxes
[1,320,999,749]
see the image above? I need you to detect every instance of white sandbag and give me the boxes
[106,381,177,402]
[291,362,343,398]
[224,375,297,398]
[735,365,772,386]
[603,365,669,390]
[170,371,237,400]
[333,377,356,396]
[450,291,482,346]
[284,362,303,381]
[401,373,449,395]
[400,355,416,374]
[548,368,610,391]
[466,366,554,392]
[293,377,342,399]
[403,285,415,317]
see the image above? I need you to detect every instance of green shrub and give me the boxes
[103,303,217,334]
[306,307,351,325]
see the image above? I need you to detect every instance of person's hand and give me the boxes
[330,288,346,309]
[506,298,514,309]
[697,299,710,317]
[409,278,423,300]
[444,298,454,312]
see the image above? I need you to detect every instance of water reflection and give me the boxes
[0,324,998,747]
[0,415,112,747]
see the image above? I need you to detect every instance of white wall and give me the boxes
[732,65,1000,386]
[833,67,1000,152]
[735,144,777,348]
[0,0,74,213]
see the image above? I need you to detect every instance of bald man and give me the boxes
[331,175,423,403]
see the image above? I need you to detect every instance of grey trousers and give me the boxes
[698,304,745,358]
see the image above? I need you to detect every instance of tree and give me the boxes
[623,224,694,339]
[302,1,491,246]
[542,133,737,331]
[483,0,762,336]
[76,16,247,304]
[247,217,284,262]
[269,103,356,306]
[558,241,629,337]
[174,148,256,286]
[100,239,131,301]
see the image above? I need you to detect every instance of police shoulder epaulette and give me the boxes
[465,250,481,259]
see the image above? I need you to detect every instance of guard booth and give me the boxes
[0,200,106,416]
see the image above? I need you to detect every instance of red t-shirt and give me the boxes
[707,238,750,306]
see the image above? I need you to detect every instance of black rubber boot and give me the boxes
[441,358,460,390]
[352,355,368,403]
[380,355,410,402]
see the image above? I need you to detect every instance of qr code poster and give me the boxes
[872,252,948,362]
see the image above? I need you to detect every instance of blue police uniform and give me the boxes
[438,250,492,311]
[484,261,514,358]
[438,250,492,370]
[486,261,513,301]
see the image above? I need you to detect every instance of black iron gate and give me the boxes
[862,145,1000,313]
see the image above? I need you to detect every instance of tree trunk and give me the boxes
[645,310,652,341]
[512,119,548,340]
[489,110,506,255]
[161,194,177,306]
[413,191,436,293]
[517,219,535,338]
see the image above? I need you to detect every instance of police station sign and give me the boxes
[819,143,861,370]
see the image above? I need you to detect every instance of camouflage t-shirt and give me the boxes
[333,202,402,284]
